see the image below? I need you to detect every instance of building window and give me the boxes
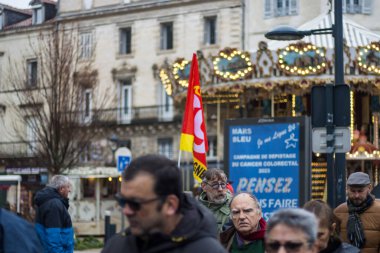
[27,59,37,87]
[83,88,92,123]
[343,0,372,14]
[158,138,173,159]
[119,79,132,124]
[79,32,93,59]
[204,16,217,45]
[32,7,44,24]
[160,22,173,50]
[264,0,298,18]
[119,27,132,55]
[80,142,92,163]
[0,14,3,30]
[159,85,173,121]
[26,116,38,155]
[207,136,217,159]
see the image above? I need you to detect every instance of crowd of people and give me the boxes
[1,154,380,253]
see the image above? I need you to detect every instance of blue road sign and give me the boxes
[117,156,130,173]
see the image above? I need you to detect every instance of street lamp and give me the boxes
[265,0,346,208]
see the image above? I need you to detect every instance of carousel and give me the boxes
[158,12,380,199]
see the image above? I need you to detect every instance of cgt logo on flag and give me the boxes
[180,53,208,182]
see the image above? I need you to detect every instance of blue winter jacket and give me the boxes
[34,186,74,253]
[0,208,43,253]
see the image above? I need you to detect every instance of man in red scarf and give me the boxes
[219,192,266,253]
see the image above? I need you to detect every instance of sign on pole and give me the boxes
[224,117,311,220]
[115,147,132,173]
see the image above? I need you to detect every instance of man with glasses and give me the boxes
[199,169,232,233]
[265,208,318,253]
[219,192,266,252]
[102,154,227,253]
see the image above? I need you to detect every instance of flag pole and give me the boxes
[177,149,182,168]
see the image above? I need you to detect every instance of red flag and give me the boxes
[180,53,208,182]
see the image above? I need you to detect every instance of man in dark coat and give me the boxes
[34,175,74,253]
[0,208,43,253]
[220,192,266,253]
[102,154,227,253]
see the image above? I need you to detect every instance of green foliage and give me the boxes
[75,236,103,250]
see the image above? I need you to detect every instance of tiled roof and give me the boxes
[268,12,380,49]
[3,17,32,29]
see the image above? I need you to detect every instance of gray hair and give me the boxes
[230,192,262,214]
[202,168,227,183]
[266,208,318,246]
[48,175,71,190]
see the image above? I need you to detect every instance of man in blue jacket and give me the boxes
[34,175,74,253]
[0,208,42,253]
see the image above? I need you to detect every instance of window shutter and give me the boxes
[362,0,372,14]
[264,0,273,18]
[289,0,298,15]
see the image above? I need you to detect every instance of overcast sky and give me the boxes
[0,0,32,9]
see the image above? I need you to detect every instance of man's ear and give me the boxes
[163,194,180,216]
[201,182,207,191]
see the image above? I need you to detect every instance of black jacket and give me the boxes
[102,194,227,253]
[320,236,360,253]
[0,208,43,253]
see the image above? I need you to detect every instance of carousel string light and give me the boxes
[159,69,173,95]
[278,43,327,76]
[357,42,380,75]
[213,48,253,81]
[172,59,190,87]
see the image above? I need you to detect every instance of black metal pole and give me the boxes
[326,83,336,207]
[333,0,346,207]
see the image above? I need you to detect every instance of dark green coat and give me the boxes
[198,191,232,233]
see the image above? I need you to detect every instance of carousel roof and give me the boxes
[268,12,380,50]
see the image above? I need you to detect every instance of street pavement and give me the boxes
[74,249,102,253]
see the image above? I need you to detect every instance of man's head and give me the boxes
[303,200,337,252]
[265,208,318,253]
[117,154,183,236]
[201,169,228,204]
[229,192,262,236]
[346,172,372,206]
[48,175,71,199]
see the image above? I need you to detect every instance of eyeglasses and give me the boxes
[205,182,227,190]
[265,241,306,253]
[115,193,161,212]
[230,208,255,219]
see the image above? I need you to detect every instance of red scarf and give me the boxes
[236,217,266,241]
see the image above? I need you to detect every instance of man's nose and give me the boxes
[277,245,287,253]
[122,204,135,216]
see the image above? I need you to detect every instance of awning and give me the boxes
[64,167,120,178]
[268,12,380,50]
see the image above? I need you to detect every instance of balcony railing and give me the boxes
[89,104,180,125]
[0,141,37,158]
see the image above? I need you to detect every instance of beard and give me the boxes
[211,194,227,204]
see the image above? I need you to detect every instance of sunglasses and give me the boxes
[265,241,305,253]
[115,193,162,212]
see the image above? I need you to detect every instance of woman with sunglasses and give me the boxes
[303,200,359,253]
